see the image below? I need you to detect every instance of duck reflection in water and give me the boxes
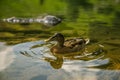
[44,56,63,69]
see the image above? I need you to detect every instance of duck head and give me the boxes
[45,33,64,47]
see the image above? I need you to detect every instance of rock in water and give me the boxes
[2,15,62,26]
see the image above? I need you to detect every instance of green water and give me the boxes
[0,0,120,80]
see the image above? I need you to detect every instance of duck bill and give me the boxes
[44,39,50,42]
[44,37,53,42]
[45,35,56,42]
[85,38,90,44]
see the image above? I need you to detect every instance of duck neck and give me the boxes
[57,42,64,48]
[56,39,64,48]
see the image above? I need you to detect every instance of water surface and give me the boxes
[0,0,120,80]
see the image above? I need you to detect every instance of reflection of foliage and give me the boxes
[0,27,51,45]
[112,11,120,26]
[39,0,45,5]
[66,0,93,9]
[65,0,93,21]
[89,20,120,41]
[0,0,120,45]
[97,5,114,14]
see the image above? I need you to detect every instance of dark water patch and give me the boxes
[97,4,114,15]
[31,75,47,80]
[104,42,120,47]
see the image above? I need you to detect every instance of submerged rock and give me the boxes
[35,15,61,26]
[2,15,62,26]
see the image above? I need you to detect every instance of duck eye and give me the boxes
[52,36,55,38]
[52,35,57,38]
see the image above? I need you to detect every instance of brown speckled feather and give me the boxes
[64,38,86,48]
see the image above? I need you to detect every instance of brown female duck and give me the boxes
[45,33,89,54]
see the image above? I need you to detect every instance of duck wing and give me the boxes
[64,38,87,48]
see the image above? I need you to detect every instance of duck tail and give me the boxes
[85,38,90,44]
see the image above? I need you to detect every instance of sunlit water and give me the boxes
[0,41,120,80]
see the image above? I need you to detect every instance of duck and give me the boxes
[45,33,89,54]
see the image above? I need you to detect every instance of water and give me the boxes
[0,41,120,80]
[0,0,120,80]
